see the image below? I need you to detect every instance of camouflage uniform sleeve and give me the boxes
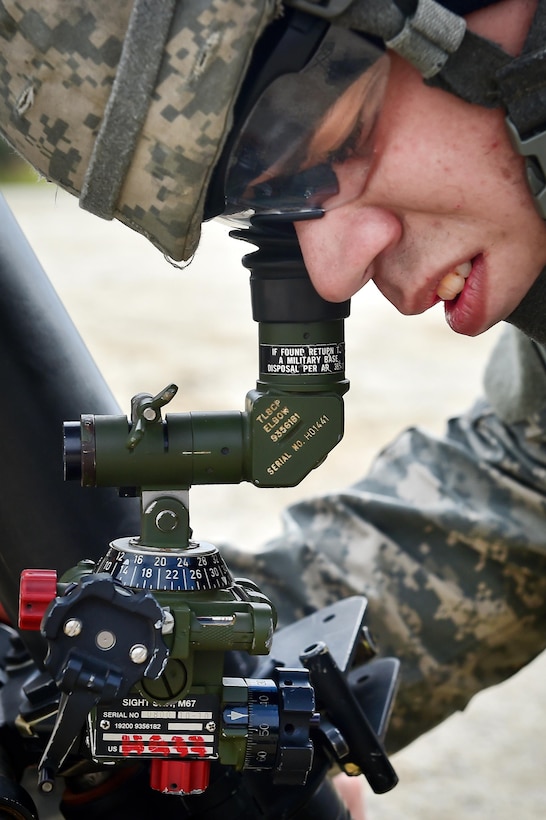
[223,326,546,752]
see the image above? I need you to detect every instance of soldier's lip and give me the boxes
[443,254,488,335]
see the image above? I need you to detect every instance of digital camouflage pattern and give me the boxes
[0,0,276,261]
[224,327,546,752]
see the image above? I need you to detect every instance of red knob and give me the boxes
[18,569,58,630]
[150,759,210,795]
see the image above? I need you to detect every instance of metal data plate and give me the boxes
[89,693,219,761]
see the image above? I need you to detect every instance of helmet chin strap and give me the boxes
[506,267,546,346]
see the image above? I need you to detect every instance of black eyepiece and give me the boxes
[63,422,82,482]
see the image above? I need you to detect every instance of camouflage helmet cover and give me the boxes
[0,0,277,260]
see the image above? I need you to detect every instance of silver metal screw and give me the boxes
[129,644,148,664]
[63,618,82,637]
[143,407,157,421]
[162,609,175,635]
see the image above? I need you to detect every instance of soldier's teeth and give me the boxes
[437,262,472,301]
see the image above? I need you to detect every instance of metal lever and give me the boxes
[301,642,398,794]
[127,383,178,449]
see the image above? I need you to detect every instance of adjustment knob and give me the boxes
[18,569,58,631]
[150,759,210,795]
[42,573,169,685]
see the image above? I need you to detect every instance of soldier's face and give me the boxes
[295,0,546,336]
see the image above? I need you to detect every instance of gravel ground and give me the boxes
[3,183,546,819]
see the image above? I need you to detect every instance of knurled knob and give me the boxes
[150,759,210,795]
[18,569,58,630]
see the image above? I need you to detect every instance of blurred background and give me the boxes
[1,143,545,818]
